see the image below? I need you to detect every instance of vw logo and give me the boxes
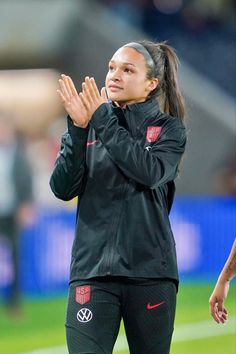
[77,308,93,323]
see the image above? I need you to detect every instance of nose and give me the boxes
[110,68,121,82]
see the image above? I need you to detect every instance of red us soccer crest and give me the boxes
[76,285,91,305]
[146,126,162,143]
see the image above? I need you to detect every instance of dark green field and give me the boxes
[0,284,235,354]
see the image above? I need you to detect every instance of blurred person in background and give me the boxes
[50,40,186,354]
[209,239,236,324]
[0,111,34,317]
[215,147,236,195]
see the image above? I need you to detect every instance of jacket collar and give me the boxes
[111,98,160,125]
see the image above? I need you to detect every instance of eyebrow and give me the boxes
[109,60,136,67]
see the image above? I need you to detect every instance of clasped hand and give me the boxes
[57,75,108,128]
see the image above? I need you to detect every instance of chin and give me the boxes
[109,94,131,106]
[107,92,120,101]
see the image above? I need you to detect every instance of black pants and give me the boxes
[66,277,177,354]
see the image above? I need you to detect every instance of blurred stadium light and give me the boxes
[153,0,184,14]
[0,69,63,135]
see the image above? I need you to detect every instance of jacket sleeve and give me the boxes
[49,117,89,201]
[90,103,186,188]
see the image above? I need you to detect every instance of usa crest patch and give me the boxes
[146,126,162,142]
[76,285,91,305]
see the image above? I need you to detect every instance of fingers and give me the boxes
[62,74,79,98]
[89,77,100,99]
[218,307,228,324]
[59,74,101,105]
[210,300,228,324]
[56,89,67,104]
[57,74,104,117]
[101,87,108,101]
[81,84,93,109]
[217,299,223,314]
[58,74,78,103]
[216,300,228,323]
[79,92,90,111]
[83,77,100,101]
[67,75,78,96]
[210,300,220,323]
[82,79,93,106]
[58,78,71,102]
[62,75,72,96]
[58,74,99,103]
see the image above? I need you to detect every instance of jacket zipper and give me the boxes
[126,110,136,137]
[104,110,134,274]
[105,181,130,275]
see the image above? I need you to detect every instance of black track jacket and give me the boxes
[50,99,186,284]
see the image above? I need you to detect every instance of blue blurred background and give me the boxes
[0,0,235,300]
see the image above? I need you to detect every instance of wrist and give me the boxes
[218,276,230,285]
[73,121,88,129]
[67,116,89,137]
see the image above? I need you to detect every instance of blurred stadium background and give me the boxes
[0,1,235,353]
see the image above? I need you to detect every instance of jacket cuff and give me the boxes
[67,116,89,138]
[90,103,109,130]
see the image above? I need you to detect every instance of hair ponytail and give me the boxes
[126,40,186,121]
[159,43,185,120]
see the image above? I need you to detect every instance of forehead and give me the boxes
[110,47,146,67]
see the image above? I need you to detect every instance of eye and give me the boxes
[124,68,132,73]
[108,65,115,72]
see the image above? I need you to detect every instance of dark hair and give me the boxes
[124,40,186,120]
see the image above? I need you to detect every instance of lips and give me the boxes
[108,84,123,91]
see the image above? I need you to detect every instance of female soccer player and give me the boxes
[209,239,236,324]
[50,40,186,354]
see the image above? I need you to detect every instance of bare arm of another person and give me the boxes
[209,239,236,323]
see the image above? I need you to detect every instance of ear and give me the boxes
[147,78,158,92]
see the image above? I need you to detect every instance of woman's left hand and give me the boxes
[79,77,108,121]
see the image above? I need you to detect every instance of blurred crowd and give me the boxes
[0,111,33,316]
[0,109,66,317]
[100,0,236,97]
[100,0,235,28]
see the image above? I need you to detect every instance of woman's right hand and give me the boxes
[209,280,229,324]
[57,74,90,128]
